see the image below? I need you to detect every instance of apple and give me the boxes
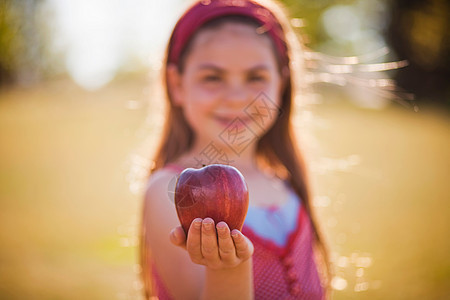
[174,164,249,235]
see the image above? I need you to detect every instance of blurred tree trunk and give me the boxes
[0,0,47,87]
[386,0,450,107]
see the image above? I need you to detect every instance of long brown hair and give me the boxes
[140,0,333,298]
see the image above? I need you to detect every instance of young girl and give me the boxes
[140,0,332,299]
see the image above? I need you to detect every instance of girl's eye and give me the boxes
[249,75,266,82]
[203,75,221,82]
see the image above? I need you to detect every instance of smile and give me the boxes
[214,115,252,128]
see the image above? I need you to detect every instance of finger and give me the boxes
[169,226,187,249]
[232,230,254,260]
[216,222,236,263]
[201,218,220,262]
[186,218,203,264]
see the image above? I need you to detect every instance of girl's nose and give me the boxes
[224,83,249,105]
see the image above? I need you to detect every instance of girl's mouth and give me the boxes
[214,115,252,128]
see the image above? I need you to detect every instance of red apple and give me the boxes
[174,164,249,235]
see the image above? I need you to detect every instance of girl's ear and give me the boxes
[167,64,184,106]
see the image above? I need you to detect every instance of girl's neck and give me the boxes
[176,139,260,176]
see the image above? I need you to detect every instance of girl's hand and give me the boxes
[169,218,254,270]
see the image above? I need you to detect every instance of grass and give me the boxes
[0,77,449,299]
[308,100,450,299]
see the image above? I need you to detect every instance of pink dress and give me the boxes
[149,165,325,299]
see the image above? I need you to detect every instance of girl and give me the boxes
[140,0,332,299]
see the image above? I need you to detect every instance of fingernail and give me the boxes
[194,219,202,229]
[203,221,213,230]
[231,230,239,238]
[216,225,226,232]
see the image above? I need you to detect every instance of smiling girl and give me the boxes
[140,1,332,299]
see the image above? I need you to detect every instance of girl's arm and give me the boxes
[143,169,254,300]
[171,219,254,300]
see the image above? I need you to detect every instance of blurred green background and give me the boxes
[1,0,449,299]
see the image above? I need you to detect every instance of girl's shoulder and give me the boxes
[163,163,186,173]
[144,165,182,204]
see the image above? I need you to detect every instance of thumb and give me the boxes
[169,226,187,249]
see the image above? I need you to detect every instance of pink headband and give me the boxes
[168,0,288,67]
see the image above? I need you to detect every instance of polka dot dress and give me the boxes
[149,164,325,299]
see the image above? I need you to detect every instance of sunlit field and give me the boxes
[0,77,449,299]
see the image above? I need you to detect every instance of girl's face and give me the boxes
[168,22,284,152]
